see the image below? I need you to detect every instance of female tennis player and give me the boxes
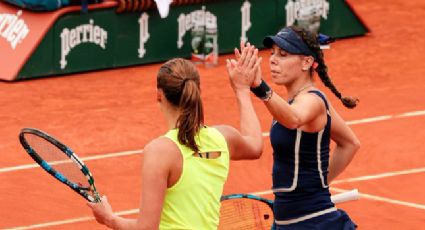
[87,57,263,229]
[228,26,360,229]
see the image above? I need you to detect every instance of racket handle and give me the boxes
[331,189,359,204]
[87,193,101,203]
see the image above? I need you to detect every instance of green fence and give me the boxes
[17,0,368,80]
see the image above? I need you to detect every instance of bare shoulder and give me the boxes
[212,125,239,141]
[291,91,326,119]
[143,136,181,164]
[295,90,327,108]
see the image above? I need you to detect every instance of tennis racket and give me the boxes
[19,128,100,202]
[219,193,274,230]
[219,189,359,230]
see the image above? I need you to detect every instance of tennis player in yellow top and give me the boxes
[88,54,264,229]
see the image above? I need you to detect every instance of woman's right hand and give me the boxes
[87,195,116,227]
[234,41,263,88]
[226,42,262,93]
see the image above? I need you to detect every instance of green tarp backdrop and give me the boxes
[18,0,368,80]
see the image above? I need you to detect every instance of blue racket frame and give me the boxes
[19,128,100,202]
[221,193,274,208]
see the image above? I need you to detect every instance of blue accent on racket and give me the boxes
[19,128,100,203]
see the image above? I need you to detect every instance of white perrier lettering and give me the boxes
[138,13,150,58]
[240,0,251,42]
[0,10,30,50]
[60,19,108,69]
[285,0,329,26]
[177,8,217,49]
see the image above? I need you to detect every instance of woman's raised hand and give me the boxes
[226,41,262,93]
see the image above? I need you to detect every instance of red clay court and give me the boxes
[0,0,424,229]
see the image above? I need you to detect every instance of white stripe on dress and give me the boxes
[275,207,337,225]
[317,129,328,188]
[273,129,301,192]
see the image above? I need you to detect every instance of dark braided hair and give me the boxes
[289,26,359,109]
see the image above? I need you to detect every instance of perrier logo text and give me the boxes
[0,10,30,50]
[177,7,217,49]
[285,0,329,27]
[60,19,108,69]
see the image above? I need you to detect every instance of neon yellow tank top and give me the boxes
[159,126,230,230]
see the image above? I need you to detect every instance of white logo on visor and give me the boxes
[278,32,289,36]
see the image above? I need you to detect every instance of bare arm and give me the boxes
[214,93,263,160]
[263,92,325,130]
[222,44,264,160]
[237,41,323,130]
[328,104,360,182]
[88,138,175,230]
[88,196,139,229]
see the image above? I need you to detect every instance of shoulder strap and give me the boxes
[307,90,329,111]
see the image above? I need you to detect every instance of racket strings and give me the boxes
[219,198,274,230]
[24,133,89,188]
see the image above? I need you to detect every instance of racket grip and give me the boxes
[331,189,359,204]
[87,193,101,203]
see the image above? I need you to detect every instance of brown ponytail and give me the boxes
[157,58,204,152]
[289,26,359,109]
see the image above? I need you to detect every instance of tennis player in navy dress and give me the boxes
[270,91,356,229]
[227,26,361,229]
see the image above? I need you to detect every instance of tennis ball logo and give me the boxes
[60,19,108,69]
[0,10,30,50]
[285,0,329,33]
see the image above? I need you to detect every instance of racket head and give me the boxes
[219,194,274,230]
[19,128,100,202]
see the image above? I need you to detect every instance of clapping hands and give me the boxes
[226,41,263,93]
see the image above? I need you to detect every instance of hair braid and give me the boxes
[289,26,359,109]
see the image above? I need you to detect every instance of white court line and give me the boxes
[0,150,143,174]
[344,109,425,125]
[330,187,425,210]
[253,187,425,211]
[396,110,425,118]
[1,110,425,229]
[2,209,139,230]
[331,167,425,185]
[5,186,425,230]
[346,115,393,125]
[1,109,425,174]
[237,167,425,196]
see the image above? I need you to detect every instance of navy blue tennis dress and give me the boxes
[270,91,357,230]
